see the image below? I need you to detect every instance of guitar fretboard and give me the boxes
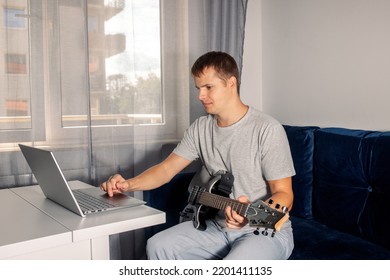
[198,192,249,217]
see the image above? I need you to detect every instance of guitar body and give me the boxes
[194,202,219,231]
[180,170,234,231]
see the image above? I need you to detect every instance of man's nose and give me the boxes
[198,89,206,100]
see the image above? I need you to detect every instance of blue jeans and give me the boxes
[146,219,294,260]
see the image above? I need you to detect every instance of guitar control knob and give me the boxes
[262,229,268,236]
[180,208,194,218]
[253,228,260,235]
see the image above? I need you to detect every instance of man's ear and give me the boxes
[227,76,237,89]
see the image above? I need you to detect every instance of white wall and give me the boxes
[242,0,390,131]
[240,0,262,110]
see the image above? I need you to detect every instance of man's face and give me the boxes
[194,67,234,115]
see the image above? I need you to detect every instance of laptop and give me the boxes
[19,144,146,217]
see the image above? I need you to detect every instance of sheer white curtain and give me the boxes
[0,0,185,185]
[0,0,248,259]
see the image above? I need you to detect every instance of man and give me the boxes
[101,51,295,259]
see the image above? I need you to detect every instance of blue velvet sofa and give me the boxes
[144,126,390,259]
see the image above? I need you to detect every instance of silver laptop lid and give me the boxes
[19,144,84,216]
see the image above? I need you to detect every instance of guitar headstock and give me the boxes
[247,200,289,233]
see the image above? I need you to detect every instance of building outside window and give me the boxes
[3,7,26,28]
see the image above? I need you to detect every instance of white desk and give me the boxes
[0,189,71,259]
[0,181,165,260]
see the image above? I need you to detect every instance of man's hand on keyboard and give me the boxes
[100,174,129,197]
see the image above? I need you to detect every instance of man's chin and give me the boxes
[203,105,214,113]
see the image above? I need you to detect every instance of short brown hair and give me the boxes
[191,51,240,92]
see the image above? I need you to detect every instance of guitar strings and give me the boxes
[192,187,248,216]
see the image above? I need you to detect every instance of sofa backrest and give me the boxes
[283,125,319,219]
[313,128,373,236]
[359,131,390,249]
[285,126,390,250]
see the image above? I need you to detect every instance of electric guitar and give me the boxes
[180,171,289,237]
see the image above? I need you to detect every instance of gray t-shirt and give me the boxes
[174,106,295,203]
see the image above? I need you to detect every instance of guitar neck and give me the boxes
[198,192,248,217]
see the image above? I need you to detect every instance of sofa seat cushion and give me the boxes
[289,216,390,260]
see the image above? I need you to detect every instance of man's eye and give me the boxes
[206,86,212,90]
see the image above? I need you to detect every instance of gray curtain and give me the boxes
[188,0,248,123]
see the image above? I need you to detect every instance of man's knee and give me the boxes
[146,231,171,259]
[146,234,159,259]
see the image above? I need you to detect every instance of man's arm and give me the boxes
[266,176,294,211]
[100,152,192,197]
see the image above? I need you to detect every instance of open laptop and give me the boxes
[19,144,145,217]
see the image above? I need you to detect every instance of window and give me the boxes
[3,7,26,28]
[5,54,27,74]
[85,0,163,127]
[0,1,35,138]
[0,0,188,145]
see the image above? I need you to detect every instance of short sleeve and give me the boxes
[261,123,296,180]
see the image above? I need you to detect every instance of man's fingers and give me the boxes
[237,195,250,204]
[224,196,251,228]
[100,175,122,197]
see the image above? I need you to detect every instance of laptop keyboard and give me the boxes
[73,189,116,213]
